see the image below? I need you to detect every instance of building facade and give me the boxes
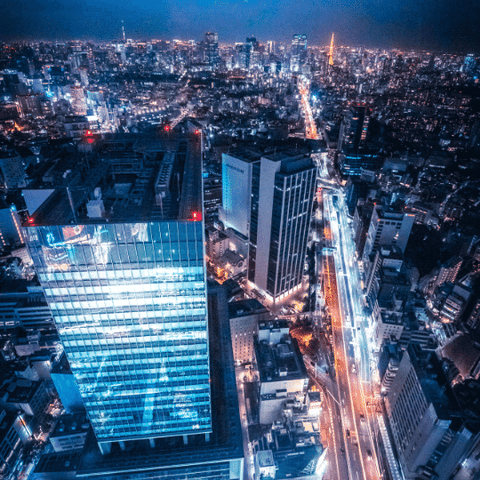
[363,206,415,262]
[23,132,212,453]
[248,153,316,303]
[220,149,260,238]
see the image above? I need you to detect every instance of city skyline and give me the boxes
[0,0,479,53]
[1,20,480,479]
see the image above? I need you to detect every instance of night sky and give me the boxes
[1,0,479,52]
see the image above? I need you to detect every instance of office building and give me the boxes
[248,152,316,303]
[384,346,479,480]
[244,37,258,70]
[49,412,90,452]
[353,201,375,261]
[337,105,382,176]
[363,205,415,262]
[338,106,370,155]
[254,397,325,480]
[33,281,244,479]
[266,40,275,55]
[69,86,87,116]
[466,298,480,332]
[0,377,50,422]
[205,32,219,69]
[220,148,261,238]
[23,131,212,454]
[291,34,307,72]
[373,309,404,351]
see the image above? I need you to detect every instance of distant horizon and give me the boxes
[1,36,477,56]
[0,0,479,55]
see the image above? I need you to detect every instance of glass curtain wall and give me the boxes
[25,220,212,442]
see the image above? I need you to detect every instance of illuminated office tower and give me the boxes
[291,34,307,72]
[338,106,370,155]
[23,132,212,454]
[248,152,316,303]
[244,37,258,70]
[205,32,219,69]
[220,148,261,238]
[266,40,275,55]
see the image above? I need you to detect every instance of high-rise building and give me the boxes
[248,152,316,303]
[69,86,87,116]
[33,279,244,479]
[0,203,25,251]
[244,37,258,70]
[23,131,212,454]
[384,346,479,480]
[363,205,415,262]
[338,105,370,155]
[205,32,219,69]
[434,255,463,289]
[338,105,380,176]
[365,245,403,305]
[266,40,275,55]
[291,34,307,72]
[220,149,261,238]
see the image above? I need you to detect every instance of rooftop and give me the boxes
[224,147,262,163]
[23,131,203,226]
[254,337,307,384]
[228,298,268,319]
[51,412,90,439]
[1,378,43,404]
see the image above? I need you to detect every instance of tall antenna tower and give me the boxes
[121,20,126,42]
[328,33,334,66]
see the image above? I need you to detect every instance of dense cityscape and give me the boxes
[0,27,479,480]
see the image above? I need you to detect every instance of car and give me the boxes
[346,429,350,437]
[367,449,373,459]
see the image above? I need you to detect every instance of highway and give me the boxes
[314,185,383,480]
[297,88,382,480]
[298,77,319,140]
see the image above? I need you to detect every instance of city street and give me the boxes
[314,189,382,480]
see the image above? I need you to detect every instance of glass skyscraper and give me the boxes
[23,131,212,453]
[248,152,317,302]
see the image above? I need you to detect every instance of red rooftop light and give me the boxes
[164,125,171,132]
[195,129,201,135]
[28,217,34,223]
[191,211,202,221]
[86,130,92,136]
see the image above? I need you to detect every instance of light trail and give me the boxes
[298,77,319,140]
[326,191,384,480]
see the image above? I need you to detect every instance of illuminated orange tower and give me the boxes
[328,33,334,66]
